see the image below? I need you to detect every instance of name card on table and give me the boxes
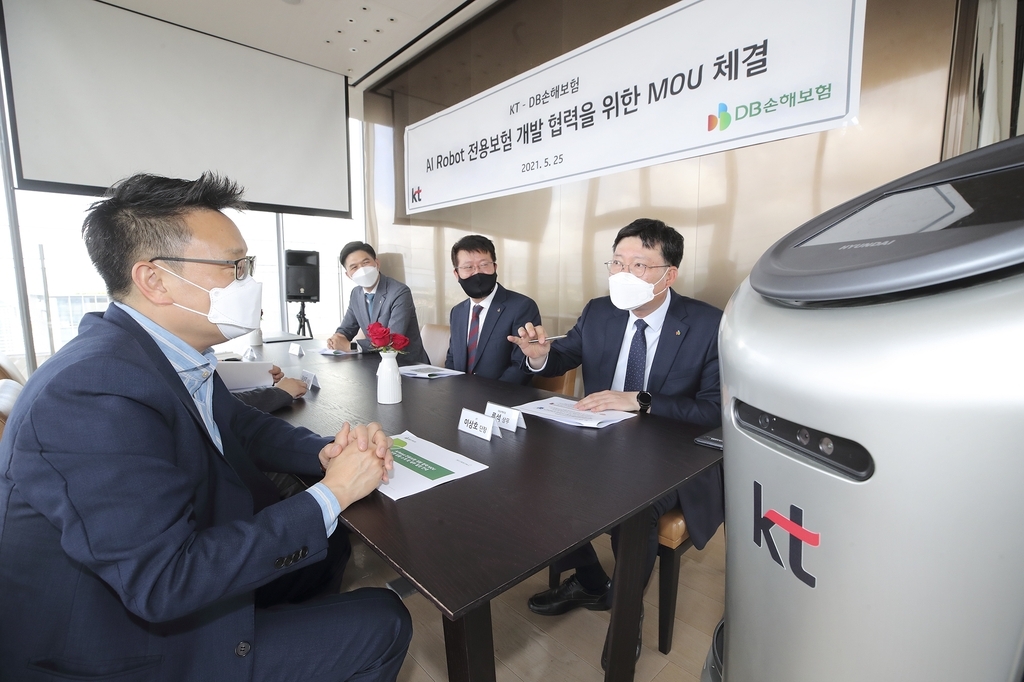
[300,370,320,390]
[458,408,502,441]
[289,343,305,357]
[485,402,527,432]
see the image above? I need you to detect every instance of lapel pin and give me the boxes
[675,330,681,335]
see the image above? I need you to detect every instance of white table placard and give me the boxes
[458,408,502,441]
[485,402,527,432]
[300,370,320,390]
[288,343,305,357]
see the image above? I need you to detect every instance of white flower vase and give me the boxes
[376,351,402,404]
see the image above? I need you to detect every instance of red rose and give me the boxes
[367,322,392,348]
[390,333,410,351]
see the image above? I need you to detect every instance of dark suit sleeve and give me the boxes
[9,356,330,624]
[336,288,361,340]
[650,315,722,429]
[231,386,294,413]
[518,300,589,377]
[498,297,542,383]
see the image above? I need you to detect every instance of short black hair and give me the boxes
[613,218,683,267]
[82,172,246,300]
[450,235,496,268]
[340,241,377,268]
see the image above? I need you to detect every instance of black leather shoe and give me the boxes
[527,575,611,616]
[601,605,644,671]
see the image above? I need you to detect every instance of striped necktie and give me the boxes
[467,304,483,371]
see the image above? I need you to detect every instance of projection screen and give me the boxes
[0,0,350,217]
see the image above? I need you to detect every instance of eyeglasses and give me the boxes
[456,260,497,275]
[605,260,671,278]
[150,256,255,281]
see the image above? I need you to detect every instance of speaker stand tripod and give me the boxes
[295,302,312,337]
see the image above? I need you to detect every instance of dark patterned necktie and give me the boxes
[467,304,483,371]
[623,319,649,392]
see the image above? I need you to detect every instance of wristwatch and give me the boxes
[637,391,652,414]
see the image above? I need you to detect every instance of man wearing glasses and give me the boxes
[444,234,541,383]
[327,242,430,365]
[508,218,723,668]
[0,173,411,681]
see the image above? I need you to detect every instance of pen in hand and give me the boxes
[528,335,568,344]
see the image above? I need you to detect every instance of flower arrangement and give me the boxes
[367,322,410,353]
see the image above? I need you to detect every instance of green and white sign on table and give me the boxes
[380,431,489,501]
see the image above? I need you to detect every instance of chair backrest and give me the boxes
[0,352,26,384]
[419,324,450,367]
[0,379,24,443]
[531,367,578,397]
[376,253,406,284]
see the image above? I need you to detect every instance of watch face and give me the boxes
[638,391,652,409]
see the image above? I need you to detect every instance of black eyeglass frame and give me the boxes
[150,256,255,281]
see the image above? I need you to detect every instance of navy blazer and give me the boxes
[445,283,541,384]
[0,304,332,680]
[336,273,429,365]
[526,290,725,548]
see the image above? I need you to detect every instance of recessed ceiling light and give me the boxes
[374,29,382,33]
[388,17,396,22]
[349,47,357,52]
[347,18,355,23]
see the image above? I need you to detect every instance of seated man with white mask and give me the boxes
[0,173,411,681]
[327,242,429,365]
[508,218,724,669]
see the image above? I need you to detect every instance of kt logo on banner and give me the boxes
[753,481,819,587]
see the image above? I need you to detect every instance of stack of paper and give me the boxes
[380,431,487,501]
[216,361,274,391]
[512,396,636,429]
[398,364,463,378]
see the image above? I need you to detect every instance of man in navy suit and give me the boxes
[509,218,723,667]
[0,173,411,681]
[444,235,541,384]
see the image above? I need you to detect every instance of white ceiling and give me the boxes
[104,0,500,86]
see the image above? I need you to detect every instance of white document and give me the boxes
[320,347,359,356]
[399,364,463,378]
[217,361,274,391]
[379,431,488,501]
[485,402,527,432]
[512,396,636,429]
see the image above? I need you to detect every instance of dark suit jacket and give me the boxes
[445,283,541,384]
[525,291,725,549]
[336,273,429,365]
[0,304,333,680]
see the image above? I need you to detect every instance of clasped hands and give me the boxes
[507,322,641,413]
[318,422,394,510]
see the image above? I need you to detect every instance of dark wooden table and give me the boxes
[248,339,722,682]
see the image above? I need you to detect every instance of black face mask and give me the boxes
[458,271,498,299]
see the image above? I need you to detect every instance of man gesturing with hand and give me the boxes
[508,219,723,669]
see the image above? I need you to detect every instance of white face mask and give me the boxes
[349,265,379,288]
[608,270,668,311]
[157,265,263,340]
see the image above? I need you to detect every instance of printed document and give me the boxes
[512,396,636,428]
[399,364,463,378]
[380,431,487,501]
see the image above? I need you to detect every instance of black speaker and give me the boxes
[285,250,319,302]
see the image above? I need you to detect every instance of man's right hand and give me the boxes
[321,436,388,510]
[507,322,551,369]
[326,333,349,350]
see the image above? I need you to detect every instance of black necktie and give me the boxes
[623,319,648,392]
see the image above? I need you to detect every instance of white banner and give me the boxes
[405,0,865,214]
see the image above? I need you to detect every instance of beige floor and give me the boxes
[340,526,727,682]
